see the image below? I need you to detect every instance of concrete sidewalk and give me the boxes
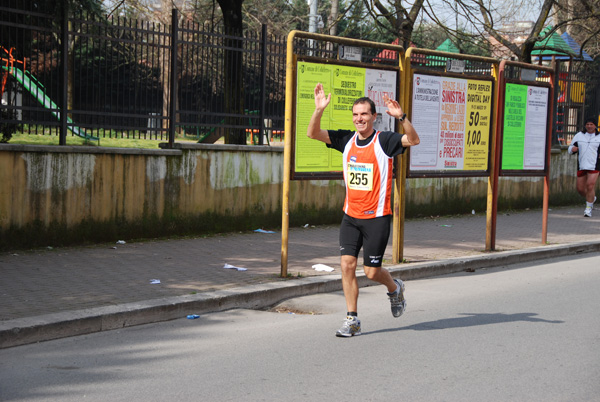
[1,205,600,348]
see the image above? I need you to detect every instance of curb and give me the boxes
[2,240,599,349]
[390,240,600,280]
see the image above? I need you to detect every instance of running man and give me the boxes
[307,82,420,337]
[568,117,600,217]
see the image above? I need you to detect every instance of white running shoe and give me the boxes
[335,316,361,337]
[584,206,592,217]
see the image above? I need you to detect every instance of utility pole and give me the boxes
[455,0,461,52]
[308,0,318,54]
[308,0,318,33]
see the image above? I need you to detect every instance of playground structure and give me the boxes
[1,44,279,146]
[0,46,98,141]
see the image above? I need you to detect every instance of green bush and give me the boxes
[0,108,20,143]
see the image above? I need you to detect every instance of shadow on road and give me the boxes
[367,312,564,335]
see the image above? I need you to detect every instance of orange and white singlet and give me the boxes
[342,131,393,219]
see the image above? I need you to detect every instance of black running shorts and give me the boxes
[339,214,392,268]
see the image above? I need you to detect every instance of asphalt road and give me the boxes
[1,253,599,401]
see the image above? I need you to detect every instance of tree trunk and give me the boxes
[328,0,339,36]
[217,0,246,144]
[371,0,423,49]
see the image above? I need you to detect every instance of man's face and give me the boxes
[352,102,376,136]
[585,122,597,133]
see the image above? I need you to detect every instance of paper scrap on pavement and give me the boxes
[223,263,247,271]
[312,264,334,272]
[254,229,276,234]
[150,279,161,284]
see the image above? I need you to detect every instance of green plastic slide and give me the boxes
[2,65,98,140]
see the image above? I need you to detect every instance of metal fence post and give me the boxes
[168,8,178,148]
[551,60,560,147]
[60,4,69,146]
[259,24,267,145]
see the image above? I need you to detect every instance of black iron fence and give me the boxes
[68,11,172,141]
[554,59,600,146]
[1,4,286,145]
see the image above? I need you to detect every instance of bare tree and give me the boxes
[242,0,309,35]
[476,0,557,62]
[555,0,600,57]
[420,0,600,62]
[362,0,425,48]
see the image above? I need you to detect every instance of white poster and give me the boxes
[365,69,397,132]
[523,86,549,170]
[410,75,442,168]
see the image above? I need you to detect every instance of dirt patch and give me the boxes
[267,306,321,315]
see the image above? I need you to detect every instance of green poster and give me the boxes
[295,62,366,173]
[502,83,527,169]
[330,66,365,130]
[295,62,335,171]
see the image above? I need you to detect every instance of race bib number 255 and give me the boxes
[347,162,373,191]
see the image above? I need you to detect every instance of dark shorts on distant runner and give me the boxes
[339,214,391,268]
[577,170,600,177]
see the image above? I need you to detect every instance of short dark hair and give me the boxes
[353,97,376,114]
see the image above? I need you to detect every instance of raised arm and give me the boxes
[383,94,420,147]
[307,83,332,144]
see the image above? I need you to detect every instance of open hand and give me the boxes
[314,83,331,111]
[383,94,404,119]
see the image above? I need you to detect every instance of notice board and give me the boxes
[408,73,494,176]
[293,61,398,179]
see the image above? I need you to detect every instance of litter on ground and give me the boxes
[223,263,247,271]
[312,264,334,272]
[254,229,275,233]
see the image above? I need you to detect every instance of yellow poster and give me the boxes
[330,66,365,130]
[295,62,335,170]
[463,80,493,170]
[295,63,367,172]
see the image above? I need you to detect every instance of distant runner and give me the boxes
[568,117,600,217]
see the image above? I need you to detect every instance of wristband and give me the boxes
[398,113,407,122]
